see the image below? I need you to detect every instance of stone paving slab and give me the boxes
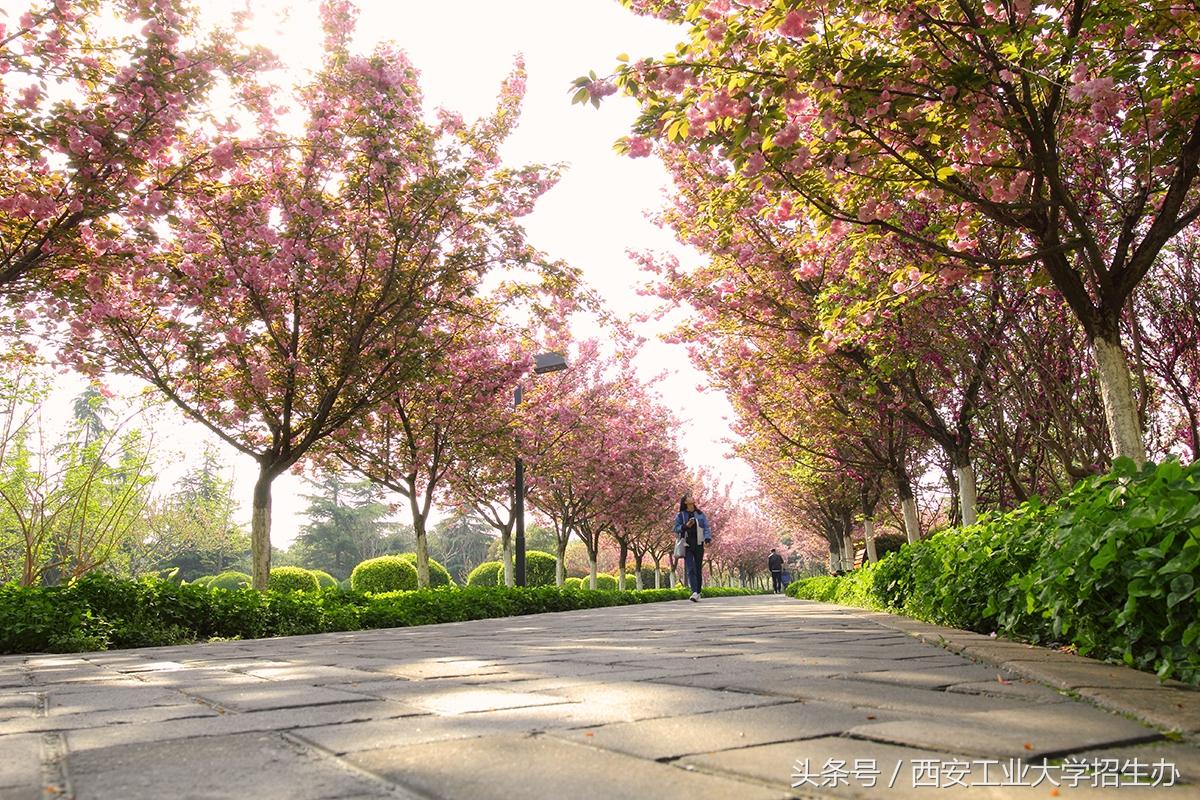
[549,700,901,761]
[853,603,1200,735]
[346,732,787,800]
[0,733,41,793]
[1,594,1197,798]
[67,732,399,800]
[849,703,1163,758]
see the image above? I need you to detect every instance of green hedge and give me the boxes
[310,570,338,589]
[466,561,504,586]
[524,551,557,587]
[0,575,764,654]
[587,574,618,590]
[351,556,417,593]
[268,567,320,594]
[394,553,454,587]
[209,571,252,590]
[786,459,1200,684]
[563,577,583,589]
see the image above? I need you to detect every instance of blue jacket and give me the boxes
[674,510,712,545]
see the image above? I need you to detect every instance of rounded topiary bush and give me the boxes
[563,577,583,589]
[396,553,454,587]
[466,561,504,587]
[618,572,637,589]
[338,578,353,591]
[268,566,320,594]
[190,575,215,587]
[525,551,557,587]
[309,570,338,589]
[587,574,617,591]
[351,556,418,593]
[209,571,252,590]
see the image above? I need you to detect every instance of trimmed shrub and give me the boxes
[338,578,353,591]
[269,567,321,594]
[310,570,338,589]
[351,556,418,593]
[590,574,618,591]
[190,576,215,587]
[466,561,504,587]
[563,577,584,590]
[396,553,454,587]
[209,571,252,591]
[524,551,557,587]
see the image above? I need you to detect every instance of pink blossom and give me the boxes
[778,10,814,39]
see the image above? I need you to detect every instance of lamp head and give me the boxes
[533,352,568,374]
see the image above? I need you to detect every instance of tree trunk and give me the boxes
[589,557,598,590]
[617,541,628,590]
[502,536,514,587]
[555,539,567,586]
[634,554,644,590]
[408,491,431,588]
[414,526,432,588]
[956,460,979,528]
[828,540,840,573]
[251,466,273,591]
[654,560,662,589]
[1091,332,1148,464]
[900,496,920,544]
[863,517,878,563]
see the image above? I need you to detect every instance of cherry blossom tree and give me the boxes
[594,0,1200,464]
[1,0,240,299]
[329,314,527,588]
[70,4,559,588]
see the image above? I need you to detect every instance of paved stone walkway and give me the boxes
[1,595,1198,799]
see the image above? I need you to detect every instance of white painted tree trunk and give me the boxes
[956,462,979,528]
[502,538,514,587]
[901,497,920,544]
[863,517,878,563]
[251,469,273,591]
[842,532,855,571]
[1092,333,1148,465]
[555,541,566,586]
[409,491,431,588]
[589,558,598,589]
[414,528,431,588]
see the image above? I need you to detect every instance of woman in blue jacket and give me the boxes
[674,494,711,602]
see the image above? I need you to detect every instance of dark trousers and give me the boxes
[684,543,704,595]
[771,571,783,593]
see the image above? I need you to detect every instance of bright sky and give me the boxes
[38,0,758,546]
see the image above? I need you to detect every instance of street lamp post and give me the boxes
[514,351,567,587]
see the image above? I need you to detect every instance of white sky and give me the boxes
[28,0,757,546]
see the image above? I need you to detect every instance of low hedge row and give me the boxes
[0,573,764,655]
[787,458,1200,684]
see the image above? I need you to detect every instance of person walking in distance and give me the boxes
[674,494,712,602]
[768,548,785,594]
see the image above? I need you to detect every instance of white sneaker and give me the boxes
[689,592,700,602]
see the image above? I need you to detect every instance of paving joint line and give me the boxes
[40,731,72,800]
[278,730,432,800]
